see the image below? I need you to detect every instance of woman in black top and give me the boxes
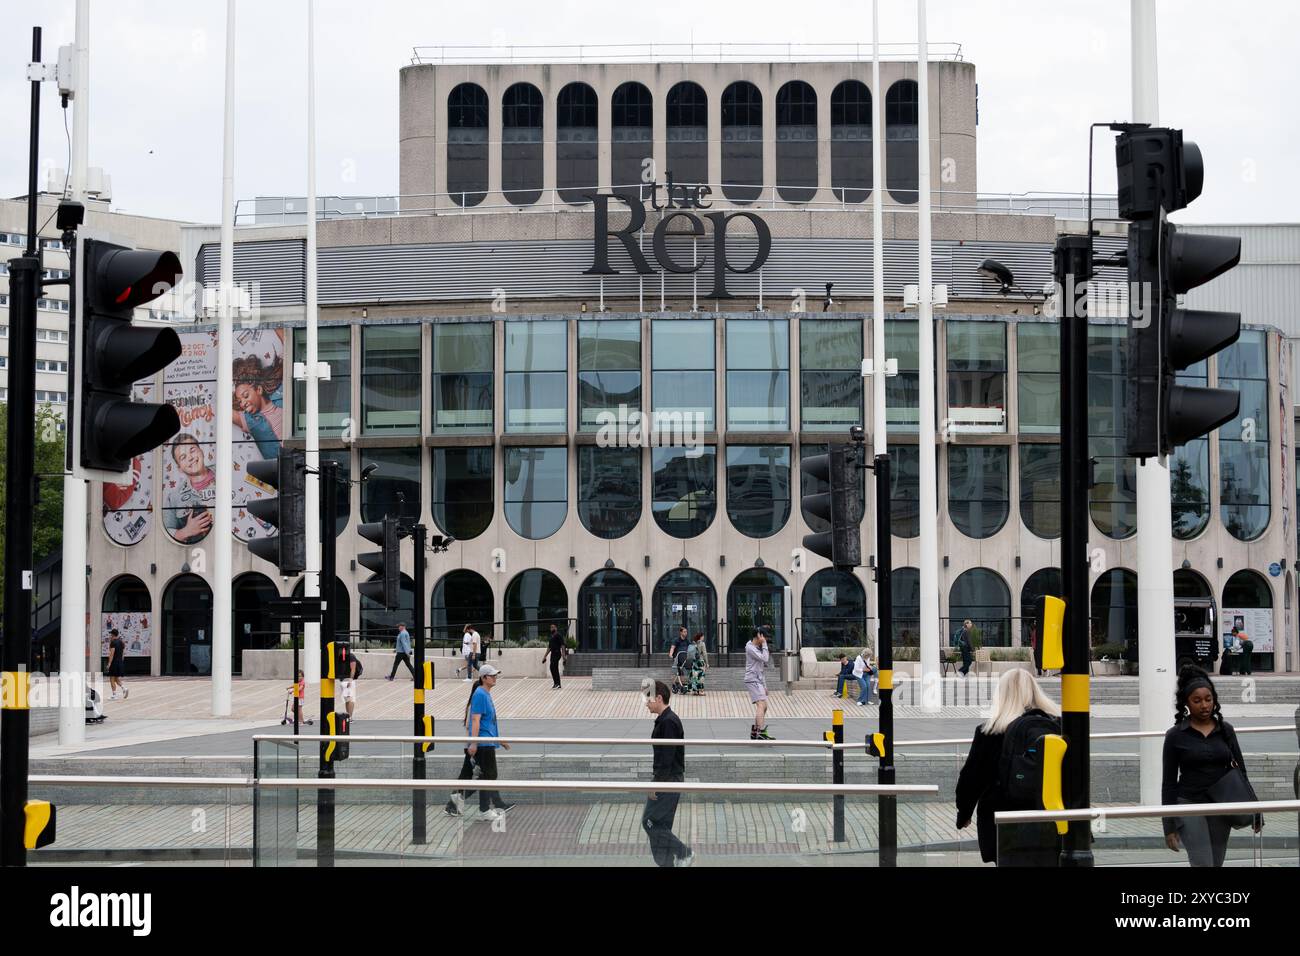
[955,669,1062,866]
[1162,666,1260,867]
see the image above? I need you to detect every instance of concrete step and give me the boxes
[591,666,786,692]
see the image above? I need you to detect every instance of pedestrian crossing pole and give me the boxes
[411,523,429,844]
[830,710,845,842]
[870,452,896,867]
[317,458,339,867]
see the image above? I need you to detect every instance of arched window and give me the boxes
[578,569,641,651]
[163,574,213,676]
[612,82,652,199]
[1019,568,1062,650]
[447,83,488,206]
[800,568,865,648]
[556,82,598,204]
[889,444,920,538]
[726,446,791,538]
[1219,331,1270,540]
[1222,569,1274,672]
[1019,445,1060,538]
[431,446,493,541]
[101,575,151,676]
[666,82,708,188]
[1173,568,1215,668]
[1091,569,1138,657]
[361,448,421,526]
[502,82,543,205]
[721,81,763,203]
[830,80,871,203]
[504,447,567,540]
[233,572,280,669]
[652,446,717,538]
[775,80,817,202]
[653,568,716,650]
[432,570,494,646]
[1089,325,1137,539]
[728,568,788,649]
[360,573,415,644]
[948,568,1011,647]
[885,79,919,203]
[892,567,920,648]
[293,576,350,639]
[578,447,641,539]
[504,569,568,643]
[948,445,1009,539]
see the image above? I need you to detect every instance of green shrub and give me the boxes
[522,639,547,649]
[1091,642,1126,661]
[989,647,1032,662]
[893,646,919,662]
[814,646,872,662]
[564,636,578,650]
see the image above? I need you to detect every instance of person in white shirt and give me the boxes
[458,624,482,682]
[853,649,875,706]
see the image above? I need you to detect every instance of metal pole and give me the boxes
[59,0,90,749]
[915,0,941,711]
[303,0,322,686]
[870,0,888,635]
[1131,0,1175,807]
[831,709,845,842]
[1,29,43,865]
[874,451,896,867]
[317,458,337,865]
[1056,236,1095,867]
[412,524,427,844]
[213,0,236,717]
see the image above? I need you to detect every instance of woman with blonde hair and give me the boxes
[955,668,1062,866]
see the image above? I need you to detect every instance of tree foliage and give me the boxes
[0,404,67,611]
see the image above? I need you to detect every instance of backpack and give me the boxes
[998,710,1062,808]
[349,653,364,679]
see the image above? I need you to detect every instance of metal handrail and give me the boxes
[834,723,1296,751]
[996,799,1300,826]
[29,773,936,796]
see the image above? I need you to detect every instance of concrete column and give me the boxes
[707,79,723,194]
[762,81,777,207]
[816,80,833,205]
[542,77,558,209]
[487,77,503,207]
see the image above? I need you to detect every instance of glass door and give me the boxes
[729,587,784,649]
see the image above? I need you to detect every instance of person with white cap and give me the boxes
[445,664,514,821]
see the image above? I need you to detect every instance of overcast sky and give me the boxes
[2,0,1297,225]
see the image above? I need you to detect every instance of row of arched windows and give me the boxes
[446,79,920,206]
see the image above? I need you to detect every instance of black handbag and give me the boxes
[1205,767,1259,829]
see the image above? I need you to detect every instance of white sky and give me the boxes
[2,0,1297,225]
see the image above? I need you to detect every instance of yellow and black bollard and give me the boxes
[830,709,845,842]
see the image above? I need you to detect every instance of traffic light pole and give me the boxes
[872,452,896,868]
[317,458,338,867]
[412,524,428,845]
[1056,236,1094,867]
[1,26,45,869]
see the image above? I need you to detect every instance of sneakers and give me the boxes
[444,803,462,817]
[386,676,394,681]
[751,728,775,741]
[123,688,129,699]
[495,802,516,814]
[674,850,696,867]
[463,678,472,683]
[476,808,505,823]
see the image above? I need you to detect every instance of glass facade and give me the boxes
[431,570,493,645]
[579,569,641,651]
[431,446,494,541]
[726,319,789,431]
[578,446,641,539]
[728,569,789,649]
[361,325,420,434]
[948,445,1009,539]
[721,81,763,203]
[1219,330,1270,541]
[889,443,920,538]
[1016,323,1059,435]
[800,320,862,431]
[1019,444,1061,539]
[293,325,350,436]
[830,80,872,203]
[801,568,867,648]
[578,319,640,430]
[1088,325,1137,539]
[504,447,567,539]
[775,81,817,202]
[502,83,543,205]
[949,568,1012,647]
[1091,569,1138,655]
[1171,361,1211,539]
[556,82,598,203]
[653,319,714,429]
[504,569,568,642]
[652,446,717,538]
[947,321,1006,429]
[361,448,421,525]
[433,322,493,434]
[726,445,791,537]
[506,321,566,433]
[885,319,920,432]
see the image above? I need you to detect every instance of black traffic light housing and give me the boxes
[74,237,184,478]
[358,515,403,609]
[1119,128,1241,460]
[246,448,307,576]
[800,444,862,570]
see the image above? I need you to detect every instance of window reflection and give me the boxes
[1219,330,1269,540]
[800,320,862,431]
[947,321,1006,430]
[1019,444,1061,539]
[578,446,641,539]
[652,446,717,538]
[948,568,1011,647]
[431,446,493,541]
[1016,323,1059,435]
[293,326,350,436]
[579,319,640,430]
[504,447,567,540]
[361,447,421,525]
[433,323,493,434]
[948,445,1009,539]
[885,320,920,432]
[361,325,420,435]
[726,319,789,431]
[653,319,714,429]
[1088,325,1136,539]
[726,445,791,538]
[505,321,566,433]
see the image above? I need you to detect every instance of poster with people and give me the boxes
[101,611,151,658]
[1220,606,1273,654]
[231,328,285,545]
[101,384,156,545]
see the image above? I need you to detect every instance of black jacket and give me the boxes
[1161,717,1248,835]
[651,707,686,782]
[955,709,1061,865]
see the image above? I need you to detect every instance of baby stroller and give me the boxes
[685,654,707,696]
[85,686,106,724]
[281,687,313,726]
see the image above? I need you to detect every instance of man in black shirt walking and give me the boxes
[541,623,565,689]
[642,680,694,867]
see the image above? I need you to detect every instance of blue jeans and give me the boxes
[835,676,849,697]
[857,676,872,703]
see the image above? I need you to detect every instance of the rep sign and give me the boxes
[583,187,772,299]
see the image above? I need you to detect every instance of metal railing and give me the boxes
[409,42,967,65]
[995,799,1300,825]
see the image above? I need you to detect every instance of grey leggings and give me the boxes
[1177,797,1233,867]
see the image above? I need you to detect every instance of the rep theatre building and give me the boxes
[86,49,1297,675]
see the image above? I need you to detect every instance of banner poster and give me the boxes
[101,381,157,545]
[100,610,152,658]
[1221,606,1274,654]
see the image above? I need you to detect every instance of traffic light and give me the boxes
[358,515,403,609]
[246,448,307,575]
[1119,128,1241,459]
[800,444,861,570]
[74,237,184,478]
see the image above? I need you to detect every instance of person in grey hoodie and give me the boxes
[745,625,775,740]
